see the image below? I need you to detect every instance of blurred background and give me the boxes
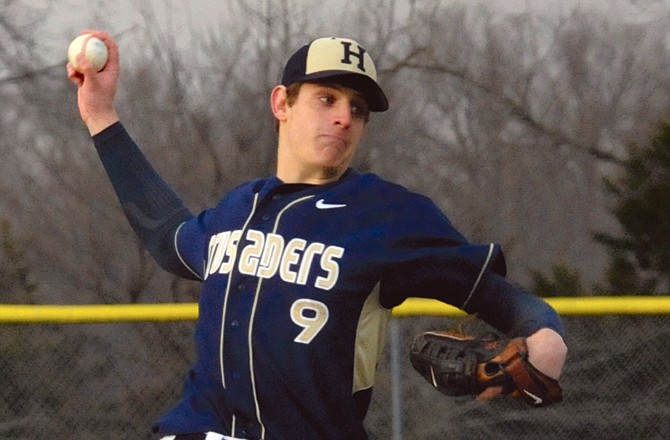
[1,0,669,438]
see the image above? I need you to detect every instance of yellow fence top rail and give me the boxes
[0,303,198,324]
[0,296,669,324]
[390,296,670,317]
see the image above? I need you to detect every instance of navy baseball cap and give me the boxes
[281,37,389,112]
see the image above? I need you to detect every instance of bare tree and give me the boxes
[2,0,669,302]
[3,1,670,438]
[365,2,670,285]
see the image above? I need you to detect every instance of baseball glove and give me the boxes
[409,331,562,407]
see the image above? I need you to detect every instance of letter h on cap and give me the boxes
[340,41,366,72]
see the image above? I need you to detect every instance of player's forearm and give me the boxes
[92,122,197,279]
[464,272,565,338]
[465,272,567,378]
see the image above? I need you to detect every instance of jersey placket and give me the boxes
[220,188,315,439]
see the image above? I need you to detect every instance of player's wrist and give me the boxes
[86,111,120,136]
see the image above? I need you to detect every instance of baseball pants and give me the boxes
[160,433,247,440]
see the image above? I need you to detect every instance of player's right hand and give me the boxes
[67,30,120,136]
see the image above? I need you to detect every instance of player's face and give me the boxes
[274,82,369,184]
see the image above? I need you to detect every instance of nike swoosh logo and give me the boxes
[316,199,347,209]
[523,389,543,405]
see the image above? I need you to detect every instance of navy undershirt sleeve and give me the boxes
[92,122,199,280]
[464,271,565,338]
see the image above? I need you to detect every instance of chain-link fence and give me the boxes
[2,314,668,439]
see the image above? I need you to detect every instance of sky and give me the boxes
[29,0,670,66]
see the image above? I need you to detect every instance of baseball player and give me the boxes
[68,31,567,440]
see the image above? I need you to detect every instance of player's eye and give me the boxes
[319,94,335,105]
[351,99,370,121]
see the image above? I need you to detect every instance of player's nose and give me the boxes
[332,101,353,129]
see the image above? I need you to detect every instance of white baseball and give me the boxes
[68,34,109,72]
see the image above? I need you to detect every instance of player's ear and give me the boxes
[270,85,289,123]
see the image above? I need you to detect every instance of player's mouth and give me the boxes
[318,134,349,150]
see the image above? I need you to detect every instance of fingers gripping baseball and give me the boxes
[66,30,120,135]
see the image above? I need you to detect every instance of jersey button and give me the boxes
[231,320,240,328]
[262,214,270,221]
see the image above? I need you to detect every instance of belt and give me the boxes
[160,433,248,440]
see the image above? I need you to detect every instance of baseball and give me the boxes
[68,34,108,72]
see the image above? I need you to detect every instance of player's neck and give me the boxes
[276,165,344,185]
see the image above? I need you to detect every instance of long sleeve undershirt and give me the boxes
[93,122,198,280]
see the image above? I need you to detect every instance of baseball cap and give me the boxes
[281,37,389,112]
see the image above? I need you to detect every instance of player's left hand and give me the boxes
[409,328,565,406]
[475,327,567,401]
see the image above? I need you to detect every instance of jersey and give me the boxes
[92,123,564,440]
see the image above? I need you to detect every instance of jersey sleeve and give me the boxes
[171,210,215,280]
[92,122,199,280]
[379,193,506,308]
[378,192,563,337]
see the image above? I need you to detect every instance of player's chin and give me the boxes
[320,152,353,173]
[314,143,352,165]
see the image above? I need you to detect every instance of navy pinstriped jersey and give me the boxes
[92,123,563,440]
[159,171,506,439]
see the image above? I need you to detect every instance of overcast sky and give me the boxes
[33,0,670,65]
